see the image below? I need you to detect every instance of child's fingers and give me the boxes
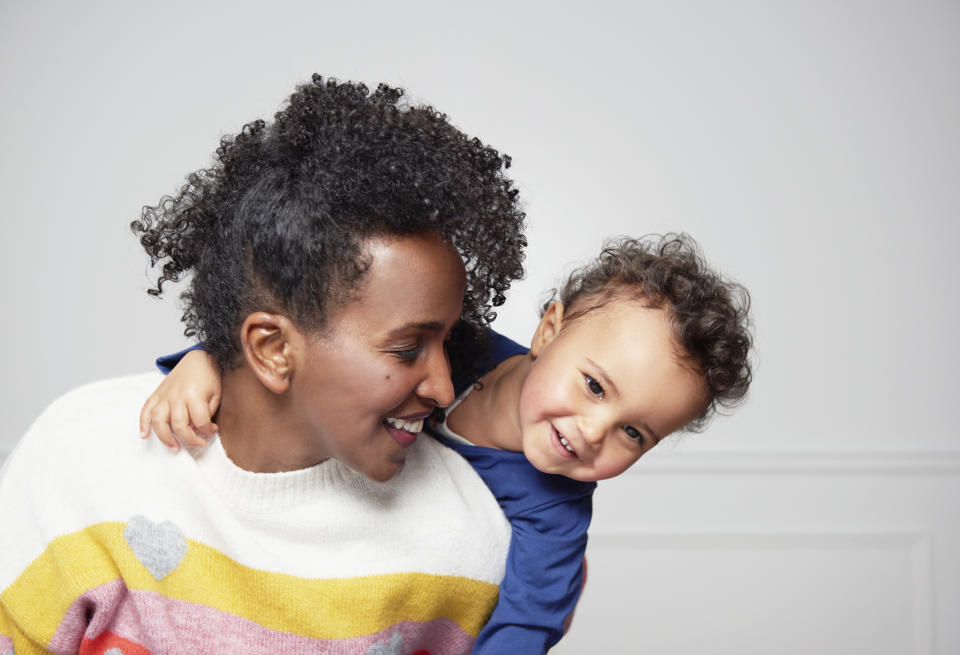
[169,403,201,450]
[207,392,221,435]
[184,394,215,445]
[139,396,157,439]
[149,402,180,452]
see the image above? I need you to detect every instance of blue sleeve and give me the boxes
[155,344,205,375]
[472,493,592,654]
[486,329,528,363]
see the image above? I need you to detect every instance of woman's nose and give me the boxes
[417,345,455,407]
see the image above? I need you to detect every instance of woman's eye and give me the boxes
[623,425,644,443]
[393,347,421,362]
[585,375,604,397]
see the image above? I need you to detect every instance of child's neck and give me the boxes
[446,353,530,452]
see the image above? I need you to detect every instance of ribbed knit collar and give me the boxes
[195,435,361,513]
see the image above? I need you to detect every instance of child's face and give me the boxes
[288,232,465,482]
[518,299,708,482]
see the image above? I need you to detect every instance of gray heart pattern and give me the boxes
[366,632,403,655]
[123,515,188,581]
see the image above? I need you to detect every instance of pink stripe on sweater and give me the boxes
[50,580,475,655]
[48,579,127,654]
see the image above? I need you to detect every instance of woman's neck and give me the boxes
[446,353,529,451]
[217,367,328,473]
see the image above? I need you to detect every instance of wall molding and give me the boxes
[588,529,935,655]
[630,448,960,475]
[3,447,960,476]
[588,527,932,548]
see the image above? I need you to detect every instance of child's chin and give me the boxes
[525,452,560,476]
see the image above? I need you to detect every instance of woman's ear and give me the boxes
[239,312,298,394]
[530,301,565,358]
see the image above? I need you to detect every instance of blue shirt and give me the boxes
[434,330,596,654]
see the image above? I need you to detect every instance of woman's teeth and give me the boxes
[386,417,424,433]
[559,434,576,454]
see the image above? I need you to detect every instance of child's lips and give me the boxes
[551,425,578,459]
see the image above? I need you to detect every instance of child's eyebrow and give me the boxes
[639,420,661,444]
[386,321,446,337]
[587,358,619,396]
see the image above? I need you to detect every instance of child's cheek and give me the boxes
[597,450,641,482]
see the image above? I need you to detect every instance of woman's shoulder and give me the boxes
[14,372,164,454]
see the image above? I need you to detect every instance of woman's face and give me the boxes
[289,232,466,481]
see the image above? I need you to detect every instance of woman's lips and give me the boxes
[383,415,426,448]
[384,422,417,447]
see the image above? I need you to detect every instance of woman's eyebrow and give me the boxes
[386,321,446,337]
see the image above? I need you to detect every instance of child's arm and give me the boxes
[473,493,592,653]
[430,436,595,654]
[140,349,222,452]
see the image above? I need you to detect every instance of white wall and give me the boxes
[1,1,957,652]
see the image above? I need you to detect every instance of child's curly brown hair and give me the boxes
[543,233,752,431]
[132,75,526,377]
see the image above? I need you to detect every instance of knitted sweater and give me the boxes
[0,373,511,655]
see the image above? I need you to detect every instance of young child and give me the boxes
[143,233,752,653]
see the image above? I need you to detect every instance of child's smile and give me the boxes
[518,299,709,482]
[550,424,579,459]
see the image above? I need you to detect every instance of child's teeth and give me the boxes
[559,435,575,453]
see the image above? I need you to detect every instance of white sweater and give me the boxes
[0,372,510,654]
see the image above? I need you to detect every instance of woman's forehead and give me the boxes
[331,233,466,331]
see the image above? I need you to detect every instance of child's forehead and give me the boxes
[563,299,701,371]
[557,299,711,422]
[564,294,661,330]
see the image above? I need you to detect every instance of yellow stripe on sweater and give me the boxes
[2,522,498,642]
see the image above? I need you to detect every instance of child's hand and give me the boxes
[140,349,222,451]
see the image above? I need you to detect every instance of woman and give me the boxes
[0,75,526,654]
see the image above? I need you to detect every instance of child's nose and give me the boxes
[578,418,605,447]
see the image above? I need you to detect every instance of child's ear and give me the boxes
[530,301,565,358]
[239,312,297,394]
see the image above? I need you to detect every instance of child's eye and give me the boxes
[584,375,604,397]
[622,425,645,443]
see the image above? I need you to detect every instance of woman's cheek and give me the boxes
[381,365,421,404]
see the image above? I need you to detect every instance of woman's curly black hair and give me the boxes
[542,233,753,432]
[132,75,526,376]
